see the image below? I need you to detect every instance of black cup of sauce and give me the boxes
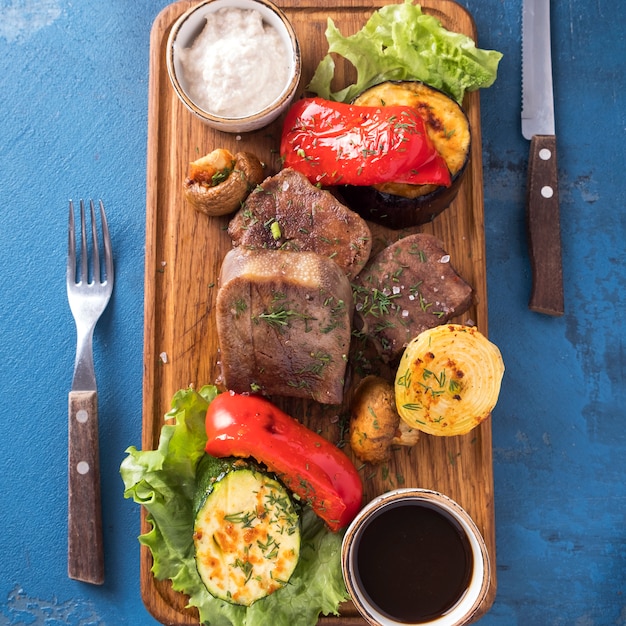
[341,489,490,626]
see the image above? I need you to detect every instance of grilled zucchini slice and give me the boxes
[193,455,301,606]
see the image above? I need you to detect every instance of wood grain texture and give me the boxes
[140,1,495,623]
[68,389,104,584]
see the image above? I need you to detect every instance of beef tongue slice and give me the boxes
[353,233,473,363]
[216,247,353,404]
[228,168,372,279]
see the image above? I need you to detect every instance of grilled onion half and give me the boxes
[395,324,504,436]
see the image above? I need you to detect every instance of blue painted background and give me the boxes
[0,0,624,624]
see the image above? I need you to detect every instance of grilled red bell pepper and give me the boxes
[205,392,363,532]
[280,97,451,187]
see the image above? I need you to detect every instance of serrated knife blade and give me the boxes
[521,0,564,315]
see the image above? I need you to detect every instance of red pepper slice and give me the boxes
[280,97,451,187]
[205,392,363,532]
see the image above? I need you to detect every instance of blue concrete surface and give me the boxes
[0,1,624,624]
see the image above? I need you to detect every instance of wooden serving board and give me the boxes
[141,1,496,624]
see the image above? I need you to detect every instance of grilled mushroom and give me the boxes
[184,148,264,216]
[349,375,420,464]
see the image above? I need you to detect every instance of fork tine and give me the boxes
[68,200,76,283]
[90,200,101,284]
[68,199,113,287]
[79,200,89,285]
[99,200,113,285]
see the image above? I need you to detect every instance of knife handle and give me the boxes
[68,389,104,584]
[526,134,564,316]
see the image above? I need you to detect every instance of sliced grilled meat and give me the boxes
[216,247,353,404]
[228,168,372,279]
[352,233,473,363]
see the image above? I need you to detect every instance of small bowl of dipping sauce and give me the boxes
[167,0,301,133]
[342,488,491,626]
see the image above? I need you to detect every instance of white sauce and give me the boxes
[179,8,291,118]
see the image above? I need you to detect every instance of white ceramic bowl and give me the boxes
[167,0,301,133]
[342,489,491,626]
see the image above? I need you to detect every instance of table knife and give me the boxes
[521,0,564,315]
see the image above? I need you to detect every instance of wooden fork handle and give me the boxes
[68,389,104,584]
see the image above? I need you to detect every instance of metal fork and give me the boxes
[66,199,114,584]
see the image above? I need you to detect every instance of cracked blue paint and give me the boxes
[3,586,103,626]
[0,0,61,43]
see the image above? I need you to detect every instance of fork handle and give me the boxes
[68,389,104,584]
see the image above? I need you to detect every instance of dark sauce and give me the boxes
[355,502,473,623]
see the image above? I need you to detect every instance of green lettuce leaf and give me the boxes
[308,0,503,104]
[120,386,348,626]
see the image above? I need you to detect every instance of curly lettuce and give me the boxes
[120,386,348,626]
[308,0,502,104]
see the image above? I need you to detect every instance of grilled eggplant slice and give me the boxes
[193,455,301,606]
[341,81,471,228]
